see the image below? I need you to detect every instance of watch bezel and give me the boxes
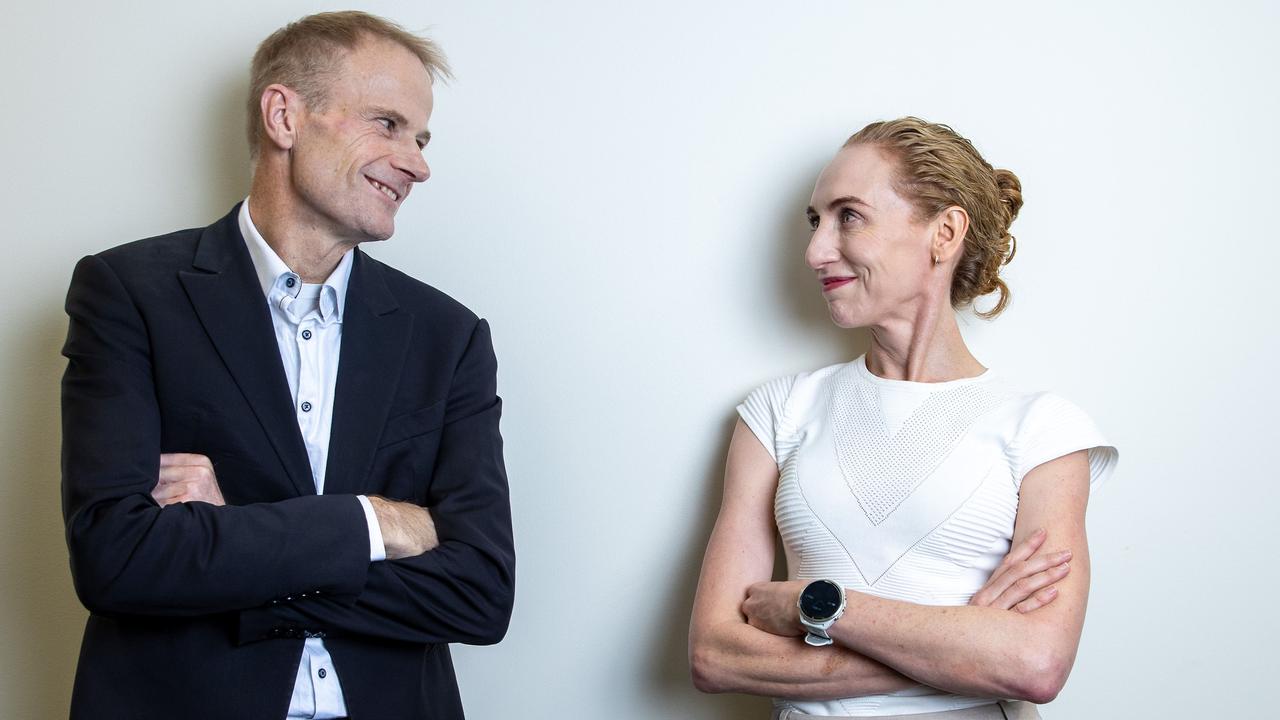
[798,579,846,623]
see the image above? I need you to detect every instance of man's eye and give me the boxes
[378,117,395,131]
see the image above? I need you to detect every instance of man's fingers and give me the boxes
[151,480,225,507]
[160,453,213,469]
[157,466,189,486]
[1014,586,1059,614]
[151,482,188,506]
[157,463,218,486]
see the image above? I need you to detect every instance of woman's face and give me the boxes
[805,144,936,329]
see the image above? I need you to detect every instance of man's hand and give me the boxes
[152,453,226,507]
[368,496,439,560]
[968,527,1072,613]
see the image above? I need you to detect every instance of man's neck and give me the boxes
[247,175,354,284]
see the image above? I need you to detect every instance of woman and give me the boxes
[689,117,1117,719]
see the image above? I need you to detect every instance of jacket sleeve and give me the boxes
[236,319,516,646]
[61,254,372,617]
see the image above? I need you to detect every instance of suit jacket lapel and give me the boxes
[325,250,411,497]
[178,205,315,497]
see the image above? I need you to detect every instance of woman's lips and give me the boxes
[821,277,856,292]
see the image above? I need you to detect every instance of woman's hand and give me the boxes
[742,579,809,637]
[969,527,1072,613]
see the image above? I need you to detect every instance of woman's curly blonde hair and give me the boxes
[845,117,1022,319]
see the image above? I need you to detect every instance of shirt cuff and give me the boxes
[356,495,387,562]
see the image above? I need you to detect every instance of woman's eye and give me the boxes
[840,208,858,223]
[806,215,819,230]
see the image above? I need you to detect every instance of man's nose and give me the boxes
[394,146,430,183]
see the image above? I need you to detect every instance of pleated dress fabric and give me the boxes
[737,356,1116,718]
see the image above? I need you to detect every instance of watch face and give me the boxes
[800,580,843,621]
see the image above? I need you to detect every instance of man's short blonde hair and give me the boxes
[246,11,451,158]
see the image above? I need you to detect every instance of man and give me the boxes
[60,11,514,719]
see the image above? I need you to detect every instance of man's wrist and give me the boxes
[357,495,387,562]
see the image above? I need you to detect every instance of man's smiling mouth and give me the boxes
[367,176,401,202]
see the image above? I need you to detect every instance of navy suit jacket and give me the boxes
[61,204,515,719]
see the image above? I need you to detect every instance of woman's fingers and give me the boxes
[992,559,1071,610]
[985,528,1046,588]
[972,544,1072,608]
[1013,586,1059,614]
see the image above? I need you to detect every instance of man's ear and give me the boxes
[259,83,302,152]
[932,206,970,264]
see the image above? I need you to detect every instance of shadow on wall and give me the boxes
[774,150,872,360]
[209,62,256,212]
[3,305,87,719]
[2,69,251,718]
[639,164,870,717]
[643,413,773,719]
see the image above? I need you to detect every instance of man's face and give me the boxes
[289,39,434,244]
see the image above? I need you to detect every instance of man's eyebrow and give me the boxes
[370,107,431,145]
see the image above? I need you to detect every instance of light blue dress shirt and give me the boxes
[239,199,386,719]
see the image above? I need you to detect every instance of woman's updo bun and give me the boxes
[845,118,1022,319]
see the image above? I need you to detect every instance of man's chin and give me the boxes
[358,220,395,243]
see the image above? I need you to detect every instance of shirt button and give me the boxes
[318,668,327,679]
[285,277,296,288]
[300,401,312,413]
[301,329,312,340]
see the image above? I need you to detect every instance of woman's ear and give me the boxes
[933,206,970,264]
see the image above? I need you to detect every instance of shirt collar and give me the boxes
[239,197,353,322]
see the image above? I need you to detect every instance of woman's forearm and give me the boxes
[691,619,917,699]
[826,458,1093,704]
[828,592,1074,703]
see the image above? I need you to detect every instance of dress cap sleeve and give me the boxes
[735,375,796,466]
[1009,393,1118,491]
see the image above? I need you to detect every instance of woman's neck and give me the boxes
[864,298,985,383]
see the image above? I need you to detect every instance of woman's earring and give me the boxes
[932,254,940,266]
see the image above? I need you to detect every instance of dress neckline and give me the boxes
[852,353,994,391]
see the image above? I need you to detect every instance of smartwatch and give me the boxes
[798,579,846,647]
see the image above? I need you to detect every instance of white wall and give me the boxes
[3,1,1276,717]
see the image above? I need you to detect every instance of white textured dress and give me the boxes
[737,356,1118,717]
